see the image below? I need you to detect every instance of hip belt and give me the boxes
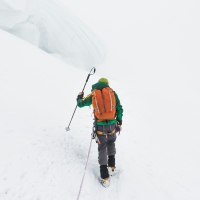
[96,128,116,136]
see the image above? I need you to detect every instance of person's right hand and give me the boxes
[77,92,84,100]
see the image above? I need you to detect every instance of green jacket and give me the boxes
[77,82,123,125]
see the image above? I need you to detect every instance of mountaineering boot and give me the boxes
[108,166,115,176]
[100,165,109,178]
[108,155,115,176]
[99,176,110,188]
[99,165,110,187]
[100,165,109,179]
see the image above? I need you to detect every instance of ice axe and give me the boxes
[65,67,96,131]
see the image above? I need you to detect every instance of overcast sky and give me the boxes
[56,0,200,103]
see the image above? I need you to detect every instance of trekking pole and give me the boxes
[65,67,96,131]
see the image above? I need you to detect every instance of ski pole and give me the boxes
[65,67,96,131]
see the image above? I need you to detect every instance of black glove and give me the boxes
[77,92,84,100]
[117,119,122,125]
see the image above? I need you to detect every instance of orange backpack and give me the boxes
[92,87,116,120]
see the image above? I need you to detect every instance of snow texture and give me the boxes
[1,0,200,199]
[0,0,106,70]
[1,28,200,200]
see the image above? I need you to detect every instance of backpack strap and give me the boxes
[92,91,100,114]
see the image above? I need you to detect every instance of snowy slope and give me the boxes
[1,29,200,200]
[0,0,106,70]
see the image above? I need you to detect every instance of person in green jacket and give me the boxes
[77,78,123,187]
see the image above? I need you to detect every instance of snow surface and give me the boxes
[1,29,200,200]
[1,0,200,199]
[0,0,106,70]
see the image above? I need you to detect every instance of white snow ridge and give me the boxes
[0,0,106,70]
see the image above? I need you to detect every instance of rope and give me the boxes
[77,135,93,200]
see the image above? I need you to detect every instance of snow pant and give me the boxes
[96,124,116,178]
